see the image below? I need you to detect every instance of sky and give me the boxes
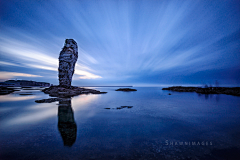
[0,0,239,86]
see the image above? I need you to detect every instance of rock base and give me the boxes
[42,85,107,98]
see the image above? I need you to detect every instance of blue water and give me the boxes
[0,87,240,159]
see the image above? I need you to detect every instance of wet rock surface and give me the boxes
[162,86,240,96]
[115,88,137,92]
[41,85,107,98]
[0,87,19,95]
[35,98,60,103]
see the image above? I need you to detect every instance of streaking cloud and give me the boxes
[0,0,239,85]
[0,34,102,80]
[0,71,42,80]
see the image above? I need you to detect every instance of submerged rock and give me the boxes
[19,93,34,96]
[105,106,133,110]
[117,106,133,109]
[115,88,137,92]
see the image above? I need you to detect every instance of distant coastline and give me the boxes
[0,80,51,87]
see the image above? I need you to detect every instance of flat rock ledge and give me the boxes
[115,88,137,92]
[35,98,60,103]
[42,85,107,98]
[0,87,20,95]
[162,86,240,96]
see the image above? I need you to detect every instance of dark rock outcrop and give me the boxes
[35,98,60,103]
[115,88,137,92]
[41,85,107,98]
[0,87,19,95]
[58,39,78,88]
[162,86,240,96]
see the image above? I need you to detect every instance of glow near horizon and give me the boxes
[0,0,239,85]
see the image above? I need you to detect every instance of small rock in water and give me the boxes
[105,106,133,110]
[115,88,137,91]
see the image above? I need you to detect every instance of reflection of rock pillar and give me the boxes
[58,39,78,88]
[58,98,77,147]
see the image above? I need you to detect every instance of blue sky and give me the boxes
[0,0,239,86]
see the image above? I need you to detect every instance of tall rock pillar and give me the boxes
[58,39,78,88]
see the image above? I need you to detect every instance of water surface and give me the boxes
[0,87,240,159]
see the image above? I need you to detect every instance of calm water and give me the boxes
[0,87,240,160]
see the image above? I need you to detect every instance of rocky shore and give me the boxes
[0,87,20,95]
[162,86,240,96]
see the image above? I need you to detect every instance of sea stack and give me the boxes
[58,39,78,88]
[39,39,107,98]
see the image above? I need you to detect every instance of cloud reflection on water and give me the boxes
[0,94,100,130]
[0,94,40,102]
